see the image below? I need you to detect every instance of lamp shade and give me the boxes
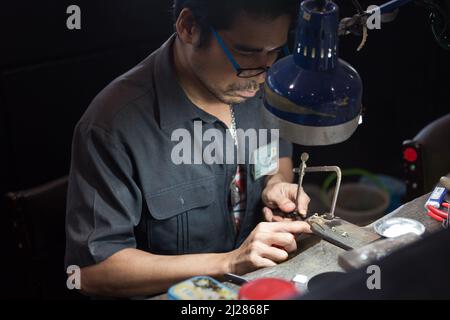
[263,0,363,146]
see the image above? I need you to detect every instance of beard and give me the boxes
[206,79,261,105]
[224,80,260,94]
[193,65,261,105]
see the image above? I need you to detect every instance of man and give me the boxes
[65,0,311,298]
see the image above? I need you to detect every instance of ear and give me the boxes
[175,8,202,46]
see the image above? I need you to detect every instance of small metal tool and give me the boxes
[293,153,381,250]
[294,153,309,218]
[293,153,342,221]
[224,273,249,286]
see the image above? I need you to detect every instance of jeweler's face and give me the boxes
[190,12,291,105]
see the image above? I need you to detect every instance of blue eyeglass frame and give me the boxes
[210,27,291,78]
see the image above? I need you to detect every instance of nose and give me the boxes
[262,50,279,67]
[253,53,278,83]
[255,72,267,85]
[254,54,275,70]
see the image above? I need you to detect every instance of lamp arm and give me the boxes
[338,0,450,50]
[376,0,415,14]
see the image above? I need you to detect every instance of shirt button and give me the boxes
[179,197,185,206]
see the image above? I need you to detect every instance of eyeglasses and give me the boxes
[211,28,290,79]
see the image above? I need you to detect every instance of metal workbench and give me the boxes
[151,192,445,300]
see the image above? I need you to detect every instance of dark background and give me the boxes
[1,0,448,196]
[0,0,448,298]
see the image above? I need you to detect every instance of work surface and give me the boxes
[150,193,445,300]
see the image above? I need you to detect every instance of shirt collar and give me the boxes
[154,34,217,132]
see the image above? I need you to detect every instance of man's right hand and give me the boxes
[225,221,312,275]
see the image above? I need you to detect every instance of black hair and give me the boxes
[173,0,299,47]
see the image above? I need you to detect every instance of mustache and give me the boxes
[227,81,260,92]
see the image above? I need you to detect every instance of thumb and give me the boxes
[265,184,300,212]
[270,192,296,212]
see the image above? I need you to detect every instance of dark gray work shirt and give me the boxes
[65,34,292,268]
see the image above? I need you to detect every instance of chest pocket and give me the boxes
[145,176,233,255]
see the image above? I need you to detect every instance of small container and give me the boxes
[168,276,238,300]
[425,187,448,209]
[374,218,426,239]
[238,278,299,300]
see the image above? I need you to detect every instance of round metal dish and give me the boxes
[374,218,426,238]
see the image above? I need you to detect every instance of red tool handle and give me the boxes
[428,211,446,222]
[427,205,449,219]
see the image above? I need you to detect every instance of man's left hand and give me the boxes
[262,182,310,222]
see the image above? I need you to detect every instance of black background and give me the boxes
[0,0,448,195]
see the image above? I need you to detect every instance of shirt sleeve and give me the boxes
[65,123,142,269]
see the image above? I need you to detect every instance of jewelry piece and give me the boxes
[229,105,238,147]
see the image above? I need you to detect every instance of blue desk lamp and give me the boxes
[263,0,363,146]
[263,0,449,146]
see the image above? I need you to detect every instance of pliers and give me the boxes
[427,202,450,222]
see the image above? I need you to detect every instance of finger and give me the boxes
[253,256,278,269]
[263,221,313,234]
[264,208,295,222]
[263,207,274,222]
[277,184,308,213]
[265,187,296,213]
[272,216,287,222]
[257,232,296,250]
[297,190,311,217]
[288,185,309,216]
[260,244,290,263]
[269,234,298,253]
